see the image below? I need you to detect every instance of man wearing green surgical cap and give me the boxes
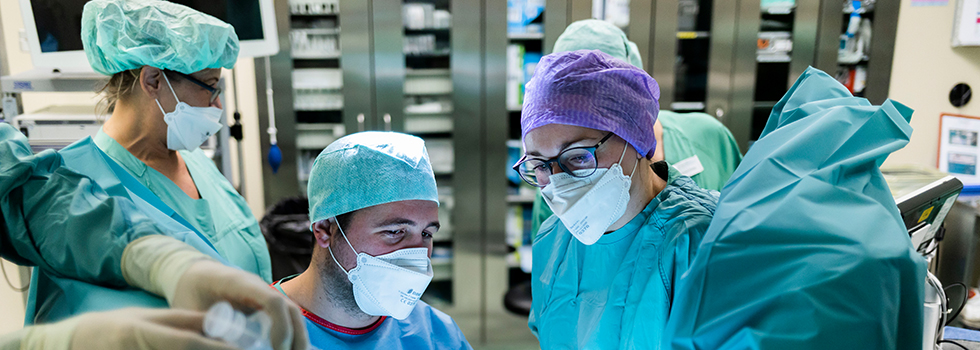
[273,132,472,349]
[79,0,272,282]
[529,19,743,237]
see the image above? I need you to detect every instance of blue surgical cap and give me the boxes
[521,50,661,159]
[553,19,643,68]
[81,0,240,75]
[308,132,439,225]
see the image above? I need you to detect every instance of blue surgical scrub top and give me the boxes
[528,169,718,349]
[273,278,473,350]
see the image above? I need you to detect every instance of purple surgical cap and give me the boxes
[521,50,661,159]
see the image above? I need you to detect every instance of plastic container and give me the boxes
[204,301,273,350]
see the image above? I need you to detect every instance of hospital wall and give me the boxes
[884,0,980,168]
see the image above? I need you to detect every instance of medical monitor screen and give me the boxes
[30,0,264,53]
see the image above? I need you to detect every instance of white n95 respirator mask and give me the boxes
[156,74,223,151]
[328,219,433,320]
[541,143,637,245]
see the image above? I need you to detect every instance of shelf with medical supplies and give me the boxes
[289,0,339,16]
[505,139,536,273]
[287,0,344,195]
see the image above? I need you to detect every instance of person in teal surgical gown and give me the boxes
[20,0,273,328]
[82,0,271,281]
[517,50,718,349]
[529,19,742,237]
[0,123,310,350]
[661,67,927,350]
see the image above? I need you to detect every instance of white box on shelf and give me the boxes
[289,0,339,15]
[403,3,436,30]
[425,139,454,174]
[292,69,343,90]
[293,91,343,111]
[290,29,340,59]
[405,70,453,95]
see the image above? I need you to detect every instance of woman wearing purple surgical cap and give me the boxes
[513,50,719,349]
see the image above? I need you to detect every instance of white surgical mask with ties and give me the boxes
[541,143,638,245]
[155,73,223,151]
[328,219,434,320]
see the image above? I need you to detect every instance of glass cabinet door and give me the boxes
[398,0,456,310]
[673,0,715,112]
[288,0,345,193]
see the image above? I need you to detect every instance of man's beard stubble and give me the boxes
[321,246,364,317]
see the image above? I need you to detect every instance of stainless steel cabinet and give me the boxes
[584,0,899,151]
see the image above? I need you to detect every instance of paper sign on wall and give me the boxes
[938,114,980,184]
[953,0,980,46]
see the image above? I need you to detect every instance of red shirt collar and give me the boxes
[270,279,386,336]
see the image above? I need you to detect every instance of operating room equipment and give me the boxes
[265,56,282,174]
[893,174,965,350]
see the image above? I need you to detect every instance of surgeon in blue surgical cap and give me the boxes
[275,132,472,350]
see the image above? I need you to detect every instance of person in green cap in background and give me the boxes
[529,19,743,237]
[82,0,271,281]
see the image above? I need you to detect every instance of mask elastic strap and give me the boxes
[328,217,359,274]
[327,246,349,274]
[154,99,167,116]
[617,141,640,178]
[155,73,181,115]
[335,217,359,255]
[161,73,180,101]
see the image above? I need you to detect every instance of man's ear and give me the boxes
[312,219,333,249]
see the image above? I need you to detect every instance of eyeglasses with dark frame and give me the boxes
[171,71,222,104]
[512,132,615,187]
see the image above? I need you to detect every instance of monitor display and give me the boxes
[19,0,278,71]
[29,0,264,54]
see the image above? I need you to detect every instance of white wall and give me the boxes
[884,0,980,168]
[0,260,25,335]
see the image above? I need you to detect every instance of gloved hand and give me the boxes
[0,307,237,350]
[172,260,310,350]
[121,235,310,350]
[70,307,239,350]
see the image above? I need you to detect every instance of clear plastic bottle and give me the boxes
[204,301,273,350]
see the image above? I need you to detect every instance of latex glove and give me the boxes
[172,260,310,350]
[122,235,310,350]
[1,307,237,350]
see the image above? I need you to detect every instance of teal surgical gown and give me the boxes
[94,130,271,282]
[0,124,228,324]
[272,278,472,350]
[530,111,740,236]
[661,67,925,349]
[0,124,152,288]
[528,168,718,349]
